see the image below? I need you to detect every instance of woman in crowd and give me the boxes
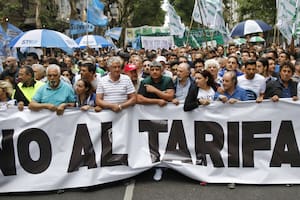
[74,78,98,111]
[184,70,215,111]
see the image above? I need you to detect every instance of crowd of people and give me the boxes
[1,40,300,184]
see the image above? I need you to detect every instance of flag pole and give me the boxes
[86,0,89,48]
[197,0,208,48]
[186,17,194,47]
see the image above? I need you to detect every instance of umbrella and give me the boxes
[9,29,79,49]
[75,35,113,48]
[249,36,265,43]
[230,20,272,37]
[233,38,246,45]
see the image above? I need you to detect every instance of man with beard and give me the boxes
[237,59,266,102]
[0,56,19,88]
[29,64,75,115]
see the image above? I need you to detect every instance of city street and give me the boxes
[1,169,300,200]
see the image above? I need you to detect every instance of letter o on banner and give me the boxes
[17,128,52,174]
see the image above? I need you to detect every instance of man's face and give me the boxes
[150,67,163,79]
[241,53,249,63]
[278,53,288,65]
[222,73,234,91]
[125,70,138,82]
[176,64,189,81]
[280,66,293,82]
[25,56,37,66]
[226,57,238,71]
[18,68,31,84]
[245,64,257,80]
[80,66,92,80]
[47,68,60,88]
[109,62,121,80]
[228,45,237,54]
[5,58,17,71]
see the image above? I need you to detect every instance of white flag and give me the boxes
[166,1,185,38]
[276,0,300,43]
[192,0,230,38]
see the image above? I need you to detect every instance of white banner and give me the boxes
[2,100,300,192]
[141,36,174,50]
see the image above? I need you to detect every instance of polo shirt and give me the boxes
[32,80,75,106]
[96,74,135,104]
[138,76,174,99]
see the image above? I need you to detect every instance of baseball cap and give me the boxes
[156,56,167,64]
[124,64,137,72]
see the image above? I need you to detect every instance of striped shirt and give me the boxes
[96,74,135,103]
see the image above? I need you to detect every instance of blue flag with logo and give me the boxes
[70,20,95,35]
[87,0,108,27]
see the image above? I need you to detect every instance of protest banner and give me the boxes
[1,100,300,192]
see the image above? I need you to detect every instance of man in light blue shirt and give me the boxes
[29,64,75,115]
[215,71,248,103]
[172,62,193,105]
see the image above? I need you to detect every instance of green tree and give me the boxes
[130,0,165,27]
[235,0,276,25]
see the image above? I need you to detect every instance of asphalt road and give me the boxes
[1,169,300,200]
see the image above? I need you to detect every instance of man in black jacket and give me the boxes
[264,61,298,102]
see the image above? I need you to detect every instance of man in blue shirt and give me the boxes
[215,71,248,103]
[29,64,75,115]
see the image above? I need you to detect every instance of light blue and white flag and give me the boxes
[87,0,108,27]
[105,27,122,40]
[69,20,95,35]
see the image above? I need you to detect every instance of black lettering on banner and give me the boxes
[0,129,16,176]
[17,128,51,174]
[270,121,300,167]
[227,122,240,167]
[242,121,271,167]
[162,120,192,163]
[101,122,128,167]
[139,120,168,163]
[195,121,224,167]
[68,124,97,172]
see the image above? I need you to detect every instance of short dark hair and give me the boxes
[245,59,257,68]
[26,52,39,61]
[81,61,96,74]
[21,65,34,77]
[280,61,295,73]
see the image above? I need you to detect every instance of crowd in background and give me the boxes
[1,40,300,183]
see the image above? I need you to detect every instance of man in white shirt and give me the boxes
[237,59,266,103]
[96,56,136,112]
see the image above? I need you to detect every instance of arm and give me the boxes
[136,94,167,106]
[183,84,199,111]
[144,84,174,101]
[119,93,136,109]
[96,93,119,112]
[56,102,75,115]
[28,100,57,112]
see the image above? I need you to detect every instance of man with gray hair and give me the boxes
[29,64,76,115]
[31,64,47,82]
[96,56,136,112]
[172,62,193,105]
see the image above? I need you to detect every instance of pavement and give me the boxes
[1,169,300,200]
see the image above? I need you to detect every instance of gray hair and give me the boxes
[46,64,61,76]
[32,64,45,73]
[107,56,123,68]
[204,59,220,70]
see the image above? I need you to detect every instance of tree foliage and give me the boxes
[235,0,276,26]
[130,0,165,27]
